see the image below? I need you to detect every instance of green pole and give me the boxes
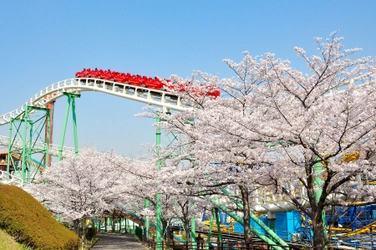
[205,212,215,250]
[214,208,223,246]
[144,199,150,239]
[58,93,80,161]
[21,106,29,181]
[314,159,327,238]
[220,188,288,248]
[71,95,79,156]
[58,95,72,161]
[156,115,163,249]
[191,217,196,249]
[208,197,285,250]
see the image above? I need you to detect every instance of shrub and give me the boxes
[0,184,80,249]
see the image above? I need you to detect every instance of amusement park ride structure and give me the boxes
[0,68,223,249]
[0,69,376,249]
[0,68,200,183]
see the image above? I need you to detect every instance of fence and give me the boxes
[142,238,303,250]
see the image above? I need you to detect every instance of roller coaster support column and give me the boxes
[314,159,327,238]
[144,199,150,239]
[58,93,80,161]
[220,188,288,248]
[45,101,55,167]
[156,115,163,249]
[7,105,51,183]
[214,208,223,246]
[208,198,284,250]
[205,211,215,249]
[191,217,197,249]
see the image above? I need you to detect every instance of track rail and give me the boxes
[0,135,75,157]
[0,77,190,126]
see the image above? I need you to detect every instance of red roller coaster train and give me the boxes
[75,68,220,98]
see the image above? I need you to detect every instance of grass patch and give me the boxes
[0,184,80,249]
[0,228,30,249]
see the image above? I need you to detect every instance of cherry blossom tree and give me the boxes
[25,147,128,234]
[117,154,212,245]
[154,31,376,249]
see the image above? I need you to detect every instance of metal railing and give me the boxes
[0,170,24,187]
[142,238,304,250]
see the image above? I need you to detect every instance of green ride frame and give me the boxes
[7,105,51,183]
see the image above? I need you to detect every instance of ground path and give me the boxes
[91,233,147,250]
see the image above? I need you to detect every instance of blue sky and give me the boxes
[1,1,375,158]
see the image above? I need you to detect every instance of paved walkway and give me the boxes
[91,233,147,250]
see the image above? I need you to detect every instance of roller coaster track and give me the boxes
[344,220,376,236]
[0,135,75,157]
[0,77,190,126]
[0,77,187,185]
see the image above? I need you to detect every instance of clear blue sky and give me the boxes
[1,1,375,158]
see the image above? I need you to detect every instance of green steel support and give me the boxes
[208,198,284,250]
[71,94,79,156]
[21,106,29,181]
[156,115,163,249]
[95,219,99,232]
[314,159,327,238]
[214,208,223,246]
[144,199,150,239]
[220,188,289,248]
[58,93,80,162]
[191,217,197,249]
[156,193,162,234]
[205,212,214,250]
[7,106,50,183]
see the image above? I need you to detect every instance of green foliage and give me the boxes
[0,184,80,249]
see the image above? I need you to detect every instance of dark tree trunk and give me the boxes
[240,184,252,247]
[312,206,326,250]
[73,219,81,235]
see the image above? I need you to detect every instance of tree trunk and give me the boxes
[73,219,81,235]
[162,219,172,244]
[183,223,191,249]
[312,207,326,250]
[240,184,252,248]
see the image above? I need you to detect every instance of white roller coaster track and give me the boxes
[0,77,190,126]
[0,77,190,186]
[0,77,191,155]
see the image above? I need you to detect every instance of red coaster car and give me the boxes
[75,68,89,78]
